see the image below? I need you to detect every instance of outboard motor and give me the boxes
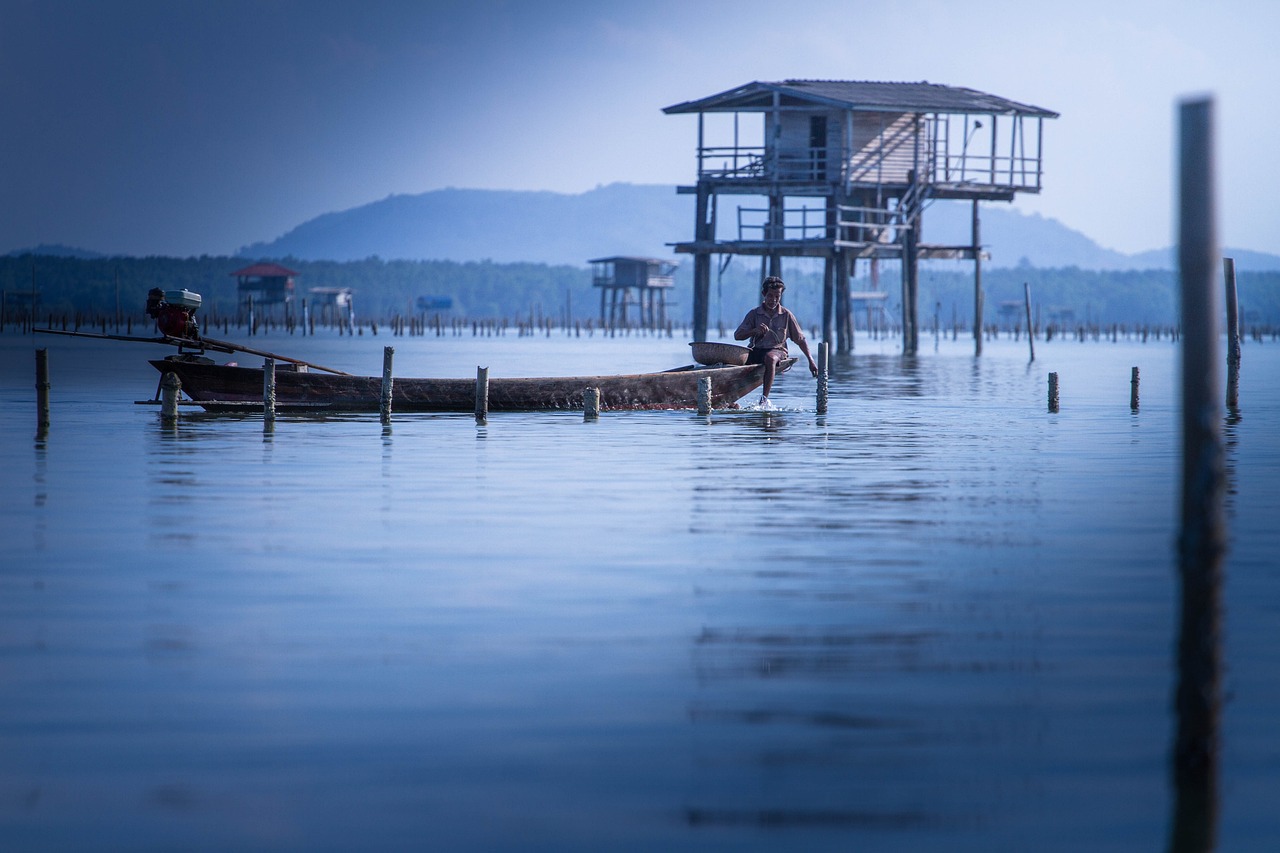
[145,288,202,339]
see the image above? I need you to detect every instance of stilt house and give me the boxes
[663,80,1058,352]
[589,256,677,329]
[232,262,297,318]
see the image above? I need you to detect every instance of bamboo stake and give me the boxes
[1024,282,1035,362]
[263,358,276,427]
[816,341,829,414]
[35,348,50,436]
[1048,372,1059,412]
[475,366,489,424]
[1223,257,1240,411]
[380,347,394,424]
[583,387,600,421]
[697,376,711,415]
[1131,367,1141,411]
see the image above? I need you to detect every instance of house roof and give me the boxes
[230,262,298,278]
[588,256,677,266]
[663,80,1058,118]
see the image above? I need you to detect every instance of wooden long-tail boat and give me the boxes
[149,355,794,412]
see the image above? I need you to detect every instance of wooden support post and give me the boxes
[973,201,983,356]
[1223,257,1240,411]
[822,256,834,349]
[837,253,854,353]
[583,387,600,421]
[816,341,829,415]
[1024,282,1036,362]
[696,376,712,415]
[692,183,712,343]
[160,372,181,423]
[1131,366,1141,411]
[263,357,276,426]
[1048,372,1059,412]
[475,366,489,424]
[904,224,919,354]
[35,348,50,436]
[380,346,394,425]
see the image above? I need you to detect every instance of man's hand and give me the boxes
[754,323,770,338]
[808,357,819,377]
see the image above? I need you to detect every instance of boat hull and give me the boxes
[149,357,795,412]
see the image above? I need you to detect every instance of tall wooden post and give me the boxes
[1171,95,1224,853]
[767,192,783,278]
[823,196,837,347]
[972,200,983,356]
[692,183,712,342]
[836,252,853,353]
[822,255,834,347]
[906,215,920,354]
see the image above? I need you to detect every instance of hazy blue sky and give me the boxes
[3,0,1276,258]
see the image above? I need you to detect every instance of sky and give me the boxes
[2,0,1278,258]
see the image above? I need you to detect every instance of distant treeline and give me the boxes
[3,254,1279,328]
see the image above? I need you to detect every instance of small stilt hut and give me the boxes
[231,262,297,321]
[589,256,677,329]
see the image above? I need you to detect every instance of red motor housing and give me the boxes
[145,288,202,339]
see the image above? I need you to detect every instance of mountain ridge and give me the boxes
[12,184,1280,272]
[235,182,1280,272]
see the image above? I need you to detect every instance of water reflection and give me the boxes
[681,348,1055,842]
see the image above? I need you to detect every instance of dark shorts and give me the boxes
[747,347,785,365]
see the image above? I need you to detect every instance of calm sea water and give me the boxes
[2,328,1278,851]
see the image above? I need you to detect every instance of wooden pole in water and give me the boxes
[696,376,711,415]
[1171,95,1225,853]
[160,372,181,423]
[35,348,50,435]
[263,358,276,426]
[583,387,600,421]
[380,346,394,425]
[1223,257,1240,411]
[816,341,829,414]
[475,366,489,424]
[1047,372,1059,412]
[1024,282,1036,362]
[972,200,983,357]
[1131,367,1141,411]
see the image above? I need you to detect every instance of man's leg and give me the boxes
[760,350,783,399]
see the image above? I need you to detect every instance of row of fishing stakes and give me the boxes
[1046,367,1141,413]
[1044,252,1243,416]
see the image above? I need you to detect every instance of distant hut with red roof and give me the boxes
[231,262,297,316]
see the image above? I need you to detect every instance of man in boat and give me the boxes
[733,275,819,406]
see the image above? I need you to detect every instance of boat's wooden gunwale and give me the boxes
[149,358,794,413]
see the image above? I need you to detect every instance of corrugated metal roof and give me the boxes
[588,256,676,265]
[231,262,298,278]
[663,80,1058,118]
